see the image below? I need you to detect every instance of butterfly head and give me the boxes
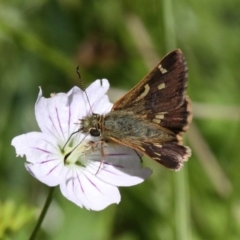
[80,113,101,137]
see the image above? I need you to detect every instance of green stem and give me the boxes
[29,187,55,240]
[173,169,190,240]
[162,0,190,239]
[162,0,176,51]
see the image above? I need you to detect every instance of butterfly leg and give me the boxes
[87,140,106,175]
[95,139,106,175]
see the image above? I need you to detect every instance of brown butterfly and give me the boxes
[80,49,192,170]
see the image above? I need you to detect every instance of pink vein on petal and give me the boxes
[68,101,71,136]
[31,147,52,154]
[47,162,62,176]
[48,115,62,140]
[76,171,84,193]
[55,108,64,139]
[35,157,59,164]
[85,174,102,193]
[65,169,84,196]
[45,126,59,140]
[39,138,59,152]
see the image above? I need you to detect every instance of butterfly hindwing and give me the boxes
[108,136,191,170]
[141,141,191,170]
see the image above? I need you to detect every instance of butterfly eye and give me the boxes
[90,128,100,137]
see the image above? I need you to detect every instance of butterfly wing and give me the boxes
[108,132,191,170]
[111,49,192,170]
[112,49,191,134]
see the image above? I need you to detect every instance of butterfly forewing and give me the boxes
[112,49,187,112]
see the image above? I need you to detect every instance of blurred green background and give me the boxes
[1,0,240,239]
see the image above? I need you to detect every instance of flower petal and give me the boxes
[60,166,120,211]
[92,94,113,115]
[11,132,64,186]
[35,81,111,144]
[84,79,111,115]
[35,87,85,144]
[84,144,152,186]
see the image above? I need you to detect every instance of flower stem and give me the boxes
[29,187,55,240]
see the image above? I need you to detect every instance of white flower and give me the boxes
[11,79,152,211]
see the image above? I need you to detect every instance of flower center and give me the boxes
[63,140,93,167]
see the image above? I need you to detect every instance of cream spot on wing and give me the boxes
[158,64,168,74]
[176,134,183,145]
[154,152,161,156]
[136,84,150,100]
[155,112,167,119]
[160,112,167,114]
[152,119,161,124]
[155,144,162,148]
[155,114,165,119]
[158,82,165,90]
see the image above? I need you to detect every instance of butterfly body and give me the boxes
[80,49,192,170]
[103,111,174,142]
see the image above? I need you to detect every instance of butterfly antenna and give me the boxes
[76,66,93,113]
[62,129,80,151]
[63,67,95,153]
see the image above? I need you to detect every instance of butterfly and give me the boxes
[80,49,192,170]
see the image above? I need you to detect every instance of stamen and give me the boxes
[63,132,90,164]
[62,129,80,151]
